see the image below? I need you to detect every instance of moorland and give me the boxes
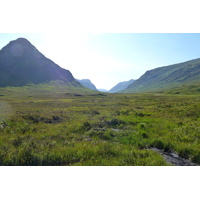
[0,84,200,166]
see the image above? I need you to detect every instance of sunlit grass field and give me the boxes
[0,85,200,166]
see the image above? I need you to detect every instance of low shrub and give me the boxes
[192,154,200,164]
[179,148,192,159]
[106,118,125,128]
[151,139,165,149]
[164,143,174,153]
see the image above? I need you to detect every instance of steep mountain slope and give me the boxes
[0,38,77,87]
[109,79,135,93]
[76,79,97,90]
[121,58,200,93]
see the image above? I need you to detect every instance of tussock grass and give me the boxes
[0,86,200,165]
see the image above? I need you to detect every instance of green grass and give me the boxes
[163,83,200,94]
[122,58,200,93]
[0,85,200,165]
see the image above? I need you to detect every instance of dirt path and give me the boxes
[149,147,197,166]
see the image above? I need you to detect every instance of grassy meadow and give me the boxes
[0,85,200,166]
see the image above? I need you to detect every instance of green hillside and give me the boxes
[163,83,200,94]
[76,79,98,91]
[109,79,135,93]
[0,81,97,100]
[121,58,200,93]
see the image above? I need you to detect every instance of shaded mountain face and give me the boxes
[109,79,135,93]
[121,58,200,93]
[0,38,75,87]
[76,79,97,90]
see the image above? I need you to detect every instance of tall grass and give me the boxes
[0,87,199,165]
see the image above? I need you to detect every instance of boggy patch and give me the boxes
[106,118,125,128]
[149,147,197,166]
[22,114,64,124]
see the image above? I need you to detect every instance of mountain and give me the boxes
[121,58,200,93]
[0,38,77,87]
[76,79,97,90]
[109,79,135,93]
[98,89,108,92]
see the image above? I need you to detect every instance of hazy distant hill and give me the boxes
[98,89,108,92]
[121,58,200,93]
[76,79,97,91]
[109,79,135,93]
[0,38,79,87]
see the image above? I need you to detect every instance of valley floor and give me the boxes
[0,90,200,166]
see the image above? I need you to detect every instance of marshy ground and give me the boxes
[0,88,200,166]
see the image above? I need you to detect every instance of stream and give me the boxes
[149,147,197,166]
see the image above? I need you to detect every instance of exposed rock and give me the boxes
[111,128,120,132]
[150,147,197,166]
[0,122,7,129]
[0,125,4,129]
[85,138,93,141]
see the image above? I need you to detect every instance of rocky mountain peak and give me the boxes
[0,38,75,86]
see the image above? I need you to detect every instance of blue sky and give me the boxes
[1,33,200,90]
[1,1,199,196]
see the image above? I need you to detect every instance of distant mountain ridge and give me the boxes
[121,58,200,93]
[0,38,77,87]
[98,89,108,92]
[109,79,135,93]
[76,79,97,91]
